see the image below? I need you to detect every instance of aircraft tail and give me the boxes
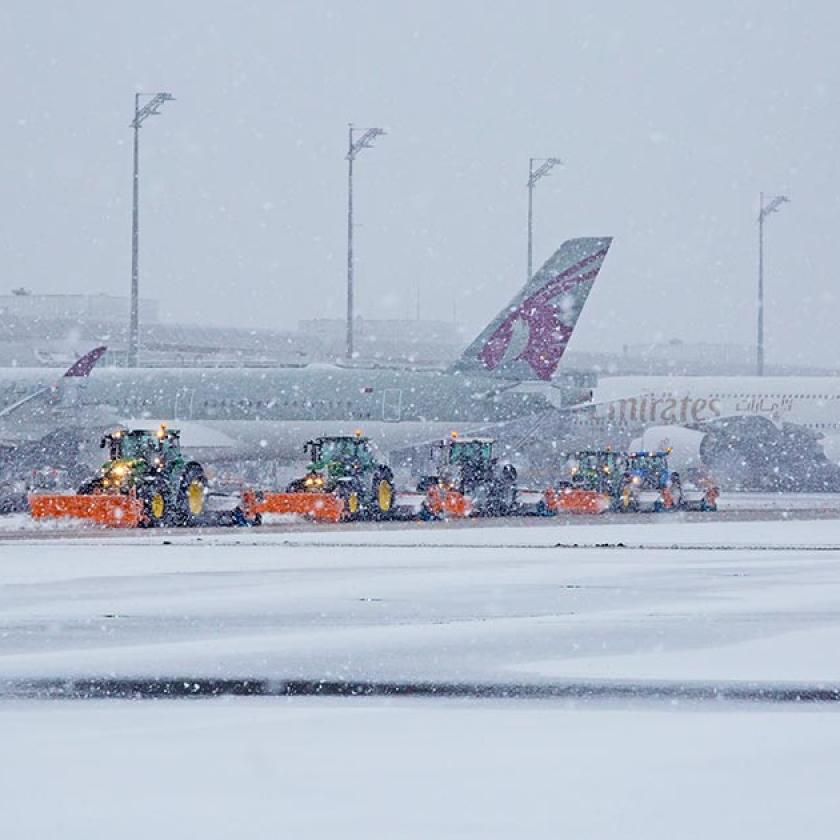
[0,346,107,422]
[452,237,612,381]
[63,346,107,377]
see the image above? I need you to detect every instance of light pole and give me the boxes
[345,124,386,360]
[757,192,789,376]
[129,91,174,368]
[527,157,562,281]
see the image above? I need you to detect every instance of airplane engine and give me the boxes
[629,425,707,473]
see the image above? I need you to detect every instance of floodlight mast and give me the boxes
[527,157,562,282]
[346,124,386,360]
[757,192,790,376]
[128,91,175,368]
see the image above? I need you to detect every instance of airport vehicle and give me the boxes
[617,450,681,512]
[569,450,624,492]
[544,449,624,514]
[418,435,517,518]
[678,473,720,511]
[31,426,208,527]
[282,433,396,520]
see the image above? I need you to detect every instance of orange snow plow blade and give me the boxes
[425,486,473,518]
[29,493,144,528]
[544,487,613,515]
[245,491,344,523]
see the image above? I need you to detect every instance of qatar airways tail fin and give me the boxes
[63,346,107,378]
[452,237,612,381]
[0,346,107,422]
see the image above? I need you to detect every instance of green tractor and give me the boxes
[417,435,518,517]
[78,426,208,527]
[286,433,396,520]
[567,450,625,494]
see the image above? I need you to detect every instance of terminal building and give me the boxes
[0,289,159,325]
[1,290,836,378]
[0,291,464,370]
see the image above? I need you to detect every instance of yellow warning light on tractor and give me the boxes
[354,429,363,438]
[157,423,167,439]
[450,431,459,439]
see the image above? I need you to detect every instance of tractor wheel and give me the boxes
[141,479,170,528]
[177,463,208,526]
[497,478,517,516]
[670,474,683,509]
[338,482,363,521]
[371,469,395,520]
[619,484,638,513]
[483,481,512,517]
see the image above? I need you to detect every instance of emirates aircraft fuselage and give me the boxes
[591,376,840,433]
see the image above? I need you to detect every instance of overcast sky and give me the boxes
[1,1,838,364]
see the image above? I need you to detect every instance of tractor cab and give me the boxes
[303,434,376,480]
[623,451,672,490]
[569,450,624,493]
[98,427,183,487]
[101,427,181,465]
[430,436,497,488]
[446,438,494,467]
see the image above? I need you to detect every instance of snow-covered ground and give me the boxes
[2,698,839,840]
[718,491,840,511]
[2,517,840,682]
[2,515,840,837]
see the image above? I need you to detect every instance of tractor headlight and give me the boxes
[111,464,129,478]
[632,475,641,485]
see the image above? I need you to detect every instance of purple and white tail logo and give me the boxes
[477,246,609,381]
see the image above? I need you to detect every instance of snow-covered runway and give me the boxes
[2,516,840,685]
[3,698,839,840]
[2,515,840,837]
